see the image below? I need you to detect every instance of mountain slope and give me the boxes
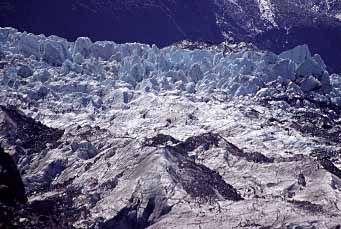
[1,28,341,228]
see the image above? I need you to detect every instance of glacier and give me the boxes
[1,27,341,228]
[1,27,341,112]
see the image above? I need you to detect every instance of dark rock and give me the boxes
[0,146,27,205]
[101,196,171,229]
[318,158,341,178]
[144,133,242,202]
[310,149,341,160]
[17,64,33,78]
[224,141,274,164]
[0,61,7,69]
[165,147,243,202]
[288,200,324,213]
[330,225,341,229]
[143,134,181,147]
[289,109,341,144]
[0,105,64,160]
[174,132,220,153]
[298,173,306,187]
[145,132,221,154]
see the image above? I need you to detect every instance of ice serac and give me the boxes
[279,44,311,66]
[73,36,92,58]
[296,58,325,78]
[42,39,70,66]
[1,29,341,228]
[18,33,42,58]
[0,28,340,107]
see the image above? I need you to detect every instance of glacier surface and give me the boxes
[1,27,341,112]
[1,27,341,228]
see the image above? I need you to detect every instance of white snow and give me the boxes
[256,0,278,27]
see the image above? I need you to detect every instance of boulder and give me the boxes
[16,64,33,78]
[4,66,17,78]
[28,85,49,100]
[37,85,49,98]
[71,140,97,160]
[33,70,51,82]
[41,159,66,179]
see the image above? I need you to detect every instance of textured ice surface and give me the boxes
[1,28,341,228]
[1,27,340,111]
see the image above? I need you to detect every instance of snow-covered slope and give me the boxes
[1,28,341,228]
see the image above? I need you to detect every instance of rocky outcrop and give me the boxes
[0,146,27,205]
[0,146,27,228]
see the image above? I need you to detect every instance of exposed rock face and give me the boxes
[1,30,341,228]
[0,105,64,157]
[0,146,27,205]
